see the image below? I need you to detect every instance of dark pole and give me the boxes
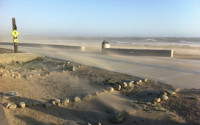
[12,18,18,53]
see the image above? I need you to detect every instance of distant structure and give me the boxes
[102,40,110,51]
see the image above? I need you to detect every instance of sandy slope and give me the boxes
[0,48,200,125]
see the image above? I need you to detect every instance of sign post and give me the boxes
[12,18,19,53]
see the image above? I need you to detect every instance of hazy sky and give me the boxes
[0,0,200,37]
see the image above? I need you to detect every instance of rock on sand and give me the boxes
[74,97,81,102]
[62,98,70,105]
[18,102,26,108]
[154,98,161,103]
[161,94,169,101]
[108,112,124,123]
[113,84,121,91]
[121,82,128,88]
[106,87,114,92]
[54,99,61,103]
[128,81,134,87]
[9,104,17,109]
[3,102,11,108]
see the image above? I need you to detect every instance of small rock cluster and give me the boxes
[2,98,69,109]
[132,100,167,112]
[88,122,102,125]
[2,92,106,109]
[70,65,85,72]
[45,98,73,108]
[56,61,85,72]
[3,102,25,109]
[104,79,148,92]
[154,90,176,103]
[0,69,21,78]
[132,90,176,112]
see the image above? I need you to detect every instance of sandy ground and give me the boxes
[2,44,199,89]
[0,48,200,125]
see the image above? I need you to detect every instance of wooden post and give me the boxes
[12,18,18,53]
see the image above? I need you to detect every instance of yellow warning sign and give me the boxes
[13,39,18,43]
[12,30,19,37]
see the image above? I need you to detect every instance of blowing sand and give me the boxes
[0,48,200,125]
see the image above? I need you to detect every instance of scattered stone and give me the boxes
[108,112,124,123]
[62,98,70,105]
[72,66,76,71]
[153,107,166,112]
[162,91,168,96]
[128,81,134,87]
[51,101,56,105]
[144,79,148,82]
[166,90,176,96]
[54,99,61,103]
[136,80,142,84]
[74,97,81,102]
[9,104,17,109]
[121,82,128,88]
[3,102,11,108]
[154,98,161,103]
[106,87,114,92]
[147,102,152,105]
[161,94,169,101]
[113,84,121,91]
[18,102,26,108]
[2,91,19,98]
[44,103,52,108]
[11,74,15,77]
[88,123,92,125]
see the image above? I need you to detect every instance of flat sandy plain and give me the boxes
[0,48,200,125]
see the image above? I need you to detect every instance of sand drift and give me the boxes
[1,43,200,89]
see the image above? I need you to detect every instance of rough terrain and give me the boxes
[0,48,200,125]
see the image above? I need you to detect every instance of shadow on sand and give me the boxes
[6,96,189,125]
